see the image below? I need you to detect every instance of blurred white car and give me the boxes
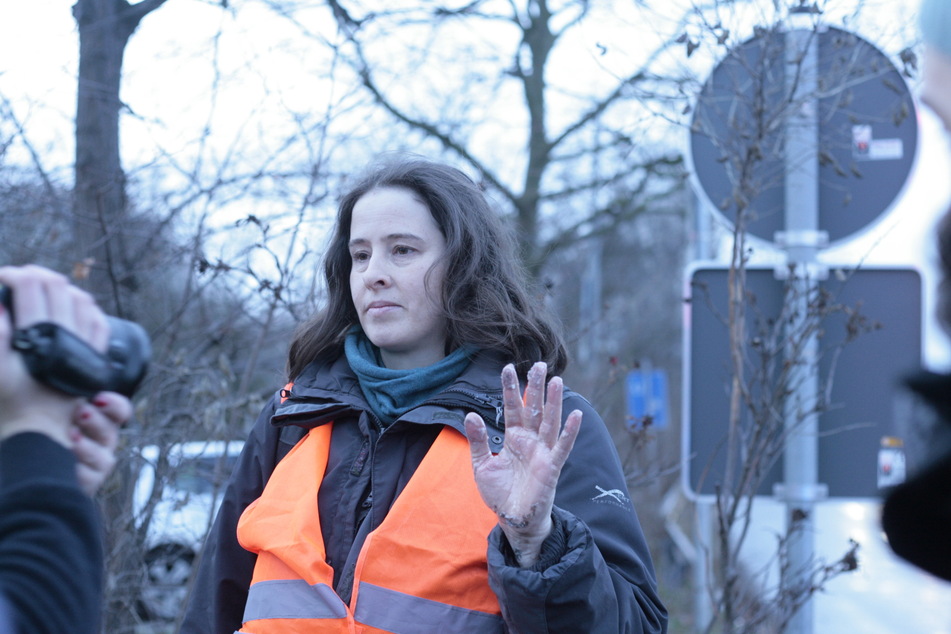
[133,440,244,622]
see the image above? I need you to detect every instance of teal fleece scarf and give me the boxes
[344,328,473,425]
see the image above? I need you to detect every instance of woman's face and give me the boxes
[348,186,449,370]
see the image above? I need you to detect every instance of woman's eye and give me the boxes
[394,245,414,256]
[351,251,369,263]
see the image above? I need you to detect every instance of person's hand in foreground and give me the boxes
[0,265,130,492]
[71,392,131,496]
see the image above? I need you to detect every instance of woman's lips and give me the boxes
[366,301,399,316]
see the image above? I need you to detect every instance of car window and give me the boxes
[169,455,237,495]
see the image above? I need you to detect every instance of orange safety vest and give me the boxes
[236,422,504,633]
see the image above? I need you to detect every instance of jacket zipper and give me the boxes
[426,387,504,430]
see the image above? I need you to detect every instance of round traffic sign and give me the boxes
[690,26,918,244]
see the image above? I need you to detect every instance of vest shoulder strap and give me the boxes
[276,381,306,463]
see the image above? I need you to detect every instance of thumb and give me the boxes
[464,412,493,468]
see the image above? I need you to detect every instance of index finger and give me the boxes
[0,265,108,353]
[500,363,524,429]
[0,265,68,329]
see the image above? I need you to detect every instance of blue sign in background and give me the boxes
[627,368,668,430]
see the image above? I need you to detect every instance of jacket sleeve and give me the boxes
[0,432,103,634]
[485,396,668,634]
[180,394,283,634]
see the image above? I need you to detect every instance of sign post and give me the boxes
[686,16,919,633]
[778,27,824,633]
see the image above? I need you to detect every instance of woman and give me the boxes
[181,157,667,633]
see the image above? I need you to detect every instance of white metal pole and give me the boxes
[694,499,713,633]
[778,20,826,634]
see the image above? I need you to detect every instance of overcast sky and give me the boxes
[3,0,950,369]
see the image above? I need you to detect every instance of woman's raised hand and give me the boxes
[464,362,582,568]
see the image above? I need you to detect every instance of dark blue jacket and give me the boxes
[0,433,103,634]
[882,371,951,581]
[181,351,667,633]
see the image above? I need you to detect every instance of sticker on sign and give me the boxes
[853,125,903,160]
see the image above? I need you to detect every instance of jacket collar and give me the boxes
[271,351,507,450]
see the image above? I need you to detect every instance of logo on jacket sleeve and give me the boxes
[591,485,630,508]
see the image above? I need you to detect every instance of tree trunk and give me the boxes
[71,3,168,631]
[72,0,166,317]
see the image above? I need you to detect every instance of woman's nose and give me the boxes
[362,254,390,288]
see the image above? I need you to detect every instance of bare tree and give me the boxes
[61,2,353,630]
[257,0,690,275]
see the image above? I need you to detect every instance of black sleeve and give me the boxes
[180,395,283,634]
[0,432,103,634]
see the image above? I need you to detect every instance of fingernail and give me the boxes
[92,397,108,408]
[69,427,82,443]
[79,409,92,421]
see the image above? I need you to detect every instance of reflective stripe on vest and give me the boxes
[237,422,503,633]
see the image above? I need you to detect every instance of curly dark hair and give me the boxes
[286,156,567,380]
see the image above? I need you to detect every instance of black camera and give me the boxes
[0,286,150,398]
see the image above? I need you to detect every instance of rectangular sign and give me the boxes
[683,265,921,499]
[627,369,669,430]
